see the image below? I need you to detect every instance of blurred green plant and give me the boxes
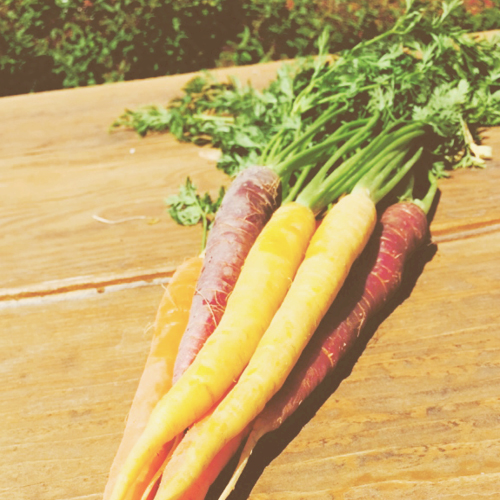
[1,0,499,97]
[216,0,500,67]
[0,0,241,95]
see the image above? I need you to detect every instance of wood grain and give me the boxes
[0,285,164,500]
[1,212,498,500]
[0,61,285,298]
[431,128,500,242]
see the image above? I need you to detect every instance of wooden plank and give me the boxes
[431,127,500,241]
[0,285,164,500]
[0,62,285,297]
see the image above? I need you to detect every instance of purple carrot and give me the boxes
[218,200,430,499]
[172,166,281,382]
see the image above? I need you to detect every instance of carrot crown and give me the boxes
[399,170,439,215]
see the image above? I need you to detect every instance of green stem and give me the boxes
[401,174,415,200]
[314,84,378,107]
[298,120,427,213]
[316,114,380,178]
[369,147,423,204]
[260,128,286,164]
[356,124,425,191]
[269,103,348,165]
[306,148,401,214]
[413,171,439,214]
[265,132,287,164]
[296,113,381,208]
[193,114,234,123]
[283,164,314,204]
[200,213,208,252]
[272,120,366,178]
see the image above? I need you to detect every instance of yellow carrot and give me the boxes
[103,257,202,500]
[108,202,316,500]
[153,188,377,500]
[178,430,248,500]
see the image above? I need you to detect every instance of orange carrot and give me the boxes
[108,202,316,500]
[153,189,377,500]
[103,257,202,500]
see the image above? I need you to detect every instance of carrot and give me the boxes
[179,430,249,500]
[108,201,316,500]
[218,196,433,499]
[173,166,281,382]
[149,121,428,500]
[103,257,202,500]
[137,395,249,500]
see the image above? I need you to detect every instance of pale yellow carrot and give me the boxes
[137,385,240,500]
[153,188,377,500]
[108,202,316,500]
[178,429,249,500]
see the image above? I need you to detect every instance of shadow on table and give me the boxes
[206,200,439,500]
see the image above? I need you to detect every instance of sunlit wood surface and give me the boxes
[1,58,499,500]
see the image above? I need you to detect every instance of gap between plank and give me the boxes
[432,219,500,243]
[0,269,175,309]
[3,216,499,309]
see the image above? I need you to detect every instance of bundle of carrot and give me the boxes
[105,1,500,499]
[107,112,425,500]
[105,75,380,500]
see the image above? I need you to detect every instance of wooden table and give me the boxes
[1,61,500,500]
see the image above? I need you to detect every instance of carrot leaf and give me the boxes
[166,178,225,250]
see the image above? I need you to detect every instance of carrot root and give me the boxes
[179,429,249,500]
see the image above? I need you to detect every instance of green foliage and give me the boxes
[1,0,499,97]
[112,68,312,176]
[216,0,500,67]
[0,0,241,95]
[166,176,225,249]
[120,0,500,230]
[117,0,500,180]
